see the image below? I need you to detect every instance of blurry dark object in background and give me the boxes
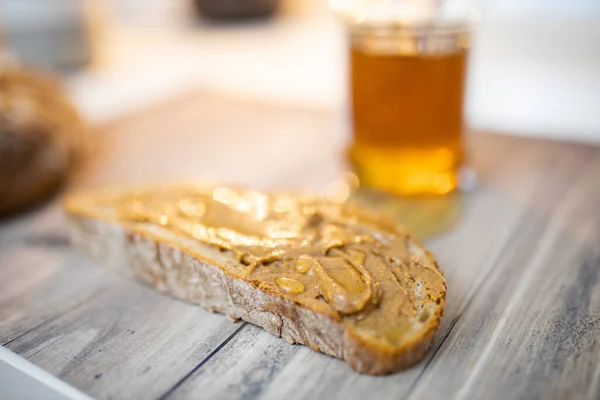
[194,0,279,21]
[0,60,86,216]
[0,0,90,72]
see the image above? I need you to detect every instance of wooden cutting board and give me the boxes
[1,92,599,400]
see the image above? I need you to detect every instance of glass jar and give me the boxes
[333,0,477,196]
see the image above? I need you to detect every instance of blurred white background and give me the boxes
[1,0,599,142]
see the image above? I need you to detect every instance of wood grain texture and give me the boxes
[6,279,243,399]
[1,93,599,400]
[0,204,109,345]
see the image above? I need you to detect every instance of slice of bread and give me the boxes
[65,185,445,375]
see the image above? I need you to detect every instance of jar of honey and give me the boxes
[333,0,477,196]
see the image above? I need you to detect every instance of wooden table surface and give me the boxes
[1,93,599,400]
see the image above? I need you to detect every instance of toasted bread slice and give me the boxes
[65,184,445,375]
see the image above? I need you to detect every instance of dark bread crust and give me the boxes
[67,210,443,375]
[0,65,85,215]
[0,130,66,214]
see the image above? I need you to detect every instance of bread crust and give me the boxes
[0,65,84,215]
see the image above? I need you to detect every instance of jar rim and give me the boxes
[348,18,477,38]
[332,1,480,36]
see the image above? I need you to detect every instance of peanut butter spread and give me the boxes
[96,186,445,346]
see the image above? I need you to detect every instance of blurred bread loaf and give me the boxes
[0,62,85,214]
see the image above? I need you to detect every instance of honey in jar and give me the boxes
[340,1,475,196]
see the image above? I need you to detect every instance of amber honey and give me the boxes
[349,30,470,196]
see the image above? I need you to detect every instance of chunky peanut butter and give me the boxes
[107,185,445,345]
